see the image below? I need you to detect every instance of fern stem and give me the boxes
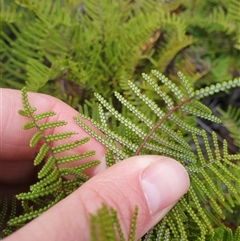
[135,97,193,155]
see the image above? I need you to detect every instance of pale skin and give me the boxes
[0,88,190,241]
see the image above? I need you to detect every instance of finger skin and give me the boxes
[0,88,106,185]
[3,156,190,241]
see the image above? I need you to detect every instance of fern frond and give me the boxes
[168,205,188,240]
[37,120,68,131]
[44,131,76,142]
[153,219,167,241]
[31,169,59,191]
[6,88,100,231]
[89,203,138,241]
[142,73,174,109]
[16,178,62,200]
[180,197,208,239]
[195,78,240,99]
[0,198,7,218]
[0,2,21,24]
[59,168,89,182]
[74,116,128,162]
[128,205,138,241]
[61,160,101,173]
[38,156,56,178]
[29,131,42,147]
[177,71,195,98]
[18,87,36,116]
[26,59,58,91]
[114,91,192,155]
[33,143,49,165]
[8,192,64,226]
[75,72,240,240]
[55,151,96,164]
[51,137,90,154]
[152,34,194,73]
[90,203,119,241]
[234,226,240,241]
[0,197,18,237]
[210,6,235,34]
[77,113,139,153]
[22,119,36,129]
[152,70,184,100]
[105,150,116,168]
[126,79,193,147]
[218,105,240,147]
[0,198,8,237]
[16,0,73,27]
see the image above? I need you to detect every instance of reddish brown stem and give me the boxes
[135,98,193,155]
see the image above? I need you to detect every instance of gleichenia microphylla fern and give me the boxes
[1,71,240,241]
[74,70,240,240]
[2,87,100,235]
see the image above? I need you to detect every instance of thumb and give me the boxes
[4,155,190,241]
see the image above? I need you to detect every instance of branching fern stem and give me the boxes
[76,70,240,240]
[135,97,193,155]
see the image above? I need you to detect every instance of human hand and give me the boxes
[0,88,190,241]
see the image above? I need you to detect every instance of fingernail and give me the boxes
[140,158,189,216]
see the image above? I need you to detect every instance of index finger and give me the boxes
[0,88,106,183]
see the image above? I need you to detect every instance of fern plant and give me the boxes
[1,71,239,240]
[1,0,240,240]
[1,0,239,107]
[217,106,240,148]
[74,70,240,240]
[0,88,100,236]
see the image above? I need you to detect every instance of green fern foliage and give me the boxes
[0,197,18,238]
[2,0,239,108]
[1,0,240,239]
[2,87,100,231]
[1,72,239,240]
[75,71,240,240]
[90,204,138,241]
[217,106,240,148]
[204,226,240,241]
